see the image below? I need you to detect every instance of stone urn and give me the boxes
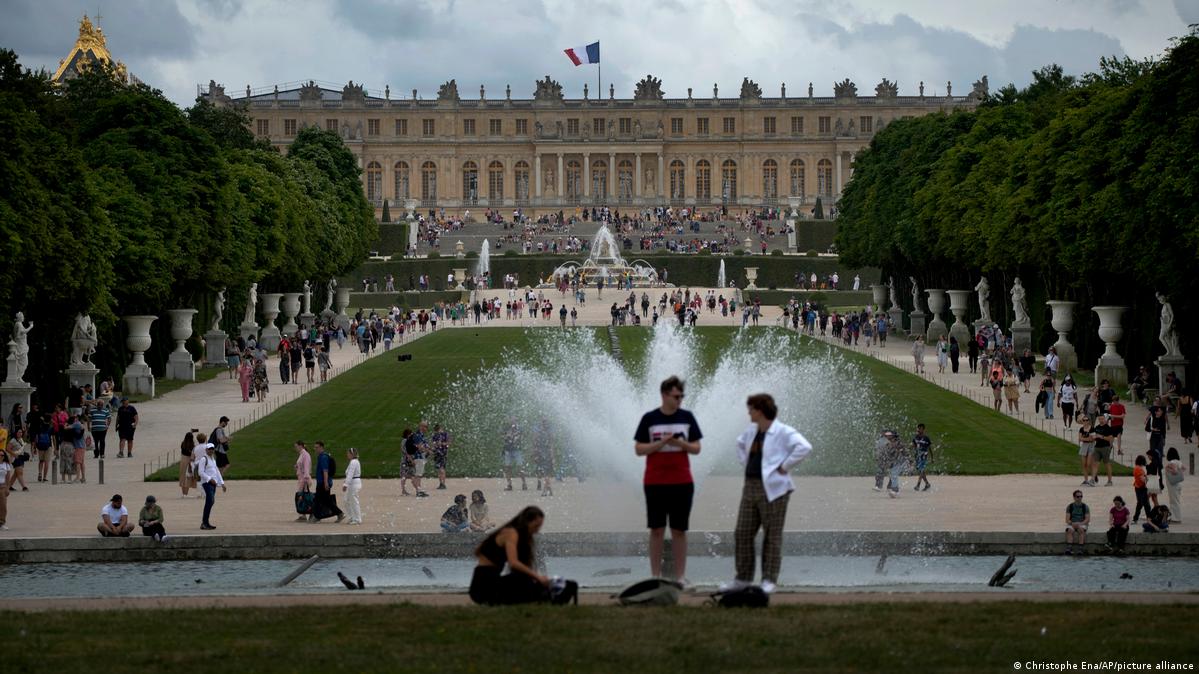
[1093,306,1129,387]
[744,237,753,253]
[745,267,759,290]
[335,286,352,332]
[946,289,972,345]
[259,293,283,351]
[281,292,301,338]
[165,309,197,381]
[455,240,465,259]
[1047,300,1078,372]
[870,284,888,313]
[122,315,157,397]
[925,289,948,343]
[453,268,467,291]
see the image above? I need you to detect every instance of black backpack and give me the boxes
[713,585,769,608]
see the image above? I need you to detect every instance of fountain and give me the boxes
[476,240,491,278]
[717,260,726,289]
[550,225,661,287]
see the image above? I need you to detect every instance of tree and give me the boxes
[812,197,824,220]
[381,198,391,223]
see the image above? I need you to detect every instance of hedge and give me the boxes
[346,290,466,309]
[373,223,409,254]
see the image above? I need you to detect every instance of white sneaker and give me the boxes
[718,579,751,593]
[0,524,8,530]
[152,533,161,542]
[888,490,898,498]
[675,577,692,591]
[759,580,777,594]
[872,485,882,492]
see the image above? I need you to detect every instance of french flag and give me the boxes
[564,41,600,66]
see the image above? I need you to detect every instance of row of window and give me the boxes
[363,158,835,204]
[256,115,875,138]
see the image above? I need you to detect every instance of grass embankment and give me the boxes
[4,602,1196,673]
[151,327,1081,480]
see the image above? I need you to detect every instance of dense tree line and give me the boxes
[837,31,1199,372]
[0,50,376,397]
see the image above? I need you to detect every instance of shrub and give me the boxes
[806,250,819,257]
[503,249,519,257]
[465,251,479,259]
[427,250,441,259]
[813,197,824,220]
[733,249,745,256]
[381,199,391,223]
[770,249,784,256]
[698,248,713,256]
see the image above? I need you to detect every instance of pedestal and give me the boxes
[165,309,197,381]
[281,293,301,338]
[925,290,948,343]
[335,287,352,333]
[0,382,34,419]
[259,293,283,352]
[1155,356,1189,394]
[239,322,259,343]
[298,313,316,330]
[204,330,229,368]
[122,315,157,398]
[1010,325,1032,354]
[909,311,926,337]
[65,364,99,390]
[786,220,797,252]
[888,307,905,335]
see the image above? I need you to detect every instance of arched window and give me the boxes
[617,159,634,204]
[394,161,410,200]
[762,159,778,203]
[462,161,479,205]
[721,159,737,201]
[591,159,608,200]
[817,158,833,199]
[566,160,582,203]
[515,161,530,205]
[789,159,805,197]
[695,160,711,201]
[421,161,437,206]
[366,161,382,206]
[669,160,685,203]
[488,161,504,201]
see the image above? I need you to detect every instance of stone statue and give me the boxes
[909,276,921,312]
[607,119,615,139]
[1158,292,1181,357]
[302,280,312,315]
[609,83,614,99]
[919,81,925,97]
[888,276,900,310]
[645,168,654,191]
[437,79,460,102]
[834,118,844,135]
[555,120,563,138]
[633,119,642,138]
[244,283,258,325]
[1011,277,1030,327]
[974,276,991,323]
[739,77,762,100]
[875,78,899,98]
[656,120,664,138]
[581,121,590,140]
[946,81,952,96]
[968,75,989,101]
[534,121,544,138]
[808,82,813,97]
[70,313,97,366]
[324,279,336,313]
[713,83,719,98]
[211,287,226,332]
[544,168,555,195]
[9,311,33,383]
[833,78,858,98]
[633,75,664,101]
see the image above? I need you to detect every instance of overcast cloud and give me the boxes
[2,0,1195,105]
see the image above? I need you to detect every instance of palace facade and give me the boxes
[204,74,985,216]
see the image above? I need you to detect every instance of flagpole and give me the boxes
[598,62,601,99]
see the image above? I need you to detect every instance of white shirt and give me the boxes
[343,458,362,488]
[194,452,225,486]
[101,503,128,525]
[735,420,813,502]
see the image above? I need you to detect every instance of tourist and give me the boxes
[1044,347,1060,379]
[98,494,135,537]
[195,441,225,530]
[967,336,980,374]
[1077,417,1096,486]
[1003,369,1020,413]
[1106,496,1130,554]
[399,428,416,496]
[1142,504,1171,533]
[408,422,431,497]
[225,338,239,378]
[441,494,469,533]
[31,405,52,483]
[342,447,362,525]
[872,430,891,492]
[1147,441,1164,510]
[1090,416,1116,486]
[0,450,10,529]
[138,495,167,542]
[88,397,110,459]
[238,356,253,402]
[912,424,932,492]
[69,413,86,483]
[5,428,29,492]
[911,337,925,375]
[501,419,527,492]
[634,376,703,584]
[1064,489,1090,555]
[469,490,494,532]
[425,423,448,491]
[1132,455,1150,523]
[304,342,316,383]
[718,393,811,595]
[116,398,138,458]
[948,336,961,374]
[317,344,332,382]
[211,416,231,477]
[1164,447,1184,523]
[1039,370,1056,419]
[469,505,550,605]
[1108,394,1126,456]
[935,335,948,373]
[988,367,1004,411]
[179,430,198,498]
[294,441,312,521]
[312,441,345,522]
[289,340,304,381]
[532,418,555,497]
[1147,404,1168,460]
[884,431,906,497]
[1017,349,1035,392]
[278,342,291,384]
[1059,376,1078,428]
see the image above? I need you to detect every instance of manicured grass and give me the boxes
[150,326,1084,480]
[4,602,1196,673]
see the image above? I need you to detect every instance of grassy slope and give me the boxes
[153,327,1084,480]
[4,603,1196,674]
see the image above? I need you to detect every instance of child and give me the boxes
[1065,490,1090,555]
[469,490,494,532]
[440,494,469,533]
[1106,496,1130,554]
[911,424,932,492]
[1132,455,1150,523]
[1143,504,1171,533]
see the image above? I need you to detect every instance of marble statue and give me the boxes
[211,287,225,332]
[243,283,258,325]
[909,276,921,310]
[324,278,336,313]
[888,276,900,309]
[303,280,312,315]
[1158,292,1181,357]
[9,311,33,383]
[70,313,98,366]
[544,168,555,195]
[974,276,991,323]
[1011,278,1030,327]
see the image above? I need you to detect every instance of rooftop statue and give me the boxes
[534,75,564,102]
[833,78,857,98]
[437,79,460,102]
[875,78,898,98]
[739,77,762,100]
[634,75,664,101]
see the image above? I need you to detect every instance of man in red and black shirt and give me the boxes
[634,376,703,584]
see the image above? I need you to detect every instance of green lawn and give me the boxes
[4,602,1196,673]
[151,326,1083,481]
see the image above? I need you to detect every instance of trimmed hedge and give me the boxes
[347,290,465,309]
[373,223,409,254]
[795,220,839,253]
[744,290,874,308]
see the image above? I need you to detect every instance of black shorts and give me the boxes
[118,428,135,441]
[1111,426,1124,436]
[215,452,230,468]
[644,483,694,532]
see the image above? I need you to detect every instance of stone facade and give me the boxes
[205,76,980,216]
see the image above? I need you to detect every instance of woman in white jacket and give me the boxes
[342,447,363,525]
[722,394,812,594]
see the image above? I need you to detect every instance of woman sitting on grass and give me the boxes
[469,505,550,605]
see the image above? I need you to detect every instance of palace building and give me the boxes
[203,74,985,216]
[53,14,137,85]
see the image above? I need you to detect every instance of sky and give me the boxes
[2,0,1197,106]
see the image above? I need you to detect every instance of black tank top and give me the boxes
[477,533,508,567]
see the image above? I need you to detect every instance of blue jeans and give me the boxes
[1044,391,1055,418]
[202,482,216,526]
